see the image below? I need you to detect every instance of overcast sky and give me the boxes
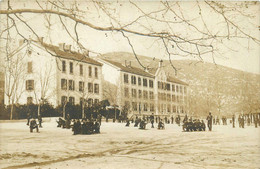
[0,0,259,74]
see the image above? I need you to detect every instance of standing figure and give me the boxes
[27,112,31,126]
[150,113,155,128]
[38,115,42,128]
[206,112,213,131]
[232,114,235,128]
[29,119,39,133]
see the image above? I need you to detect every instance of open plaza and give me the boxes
[0,118,259,169]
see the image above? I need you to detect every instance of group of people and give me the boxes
[125,114,165,130]
[236,113,260,128]
[72,119,100,135]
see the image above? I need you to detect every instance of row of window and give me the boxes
[158,81,186,93]
[124,88,154,100]
[61,96,99,106]
[125,101,155,112]
[61,79,99,94]
[62,60,98,78]
[158,104,186,113]
[158,93,186,103]
[124,74,153,88]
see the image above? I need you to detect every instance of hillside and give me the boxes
[99,52,260,117]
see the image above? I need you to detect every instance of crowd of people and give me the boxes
[26,111,260,134]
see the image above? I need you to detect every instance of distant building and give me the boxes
[4,39,102,107]
[98,58,188,116]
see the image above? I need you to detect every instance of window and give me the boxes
[163,93,166,101]
[144,103,148,111]
[61,79,67,90]
[184,87,187,94]
[27,97,33,104]
[180,86,182,93]
[88,83,93,93]
[132,102,137,111]
[61,96,67,105]
[124,87,129,97]
[167,104,171,113]
[143,78,147,87]
[138,90,142,98]
[88,98,93,107]
[173,105,177,113]
[27,62,32,73]
[26,80,34,90]
[69,97,75,105]
[69,80,75,91]
[62,60,66,72]
[95,67,98,78]
[70,62,73,74]
[138,77,142,86]
[149,91,154,100]
[150,104,154,112]
[94,99,99,105]
[166,83,170,91]
[79,64,83,76]
[131,75,136,85]
[139,103,142,111]
[79,81,84,92]
[172,85,175,92]
[131,89,137,98]
[149,80,153,88]
[143,90,148,99]
[124,74,128,84]
[176,95,179,102]
[167,94,171,102]
[89,66,92,77]
[172,95,176,102]
[124,101,130,109]
[176,86,179,93]
[94,84,99,94]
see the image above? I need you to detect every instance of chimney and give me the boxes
[65,44,71,51]
[39,37,44,43]
[159,60,163,68]
[19,39,25,46]
[58,43,65,51]
[125,60,131,67]
[144,67,149,72]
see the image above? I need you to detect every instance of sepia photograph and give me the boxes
[0,0,259,168]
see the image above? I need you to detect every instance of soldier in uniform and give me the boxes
[29,118,39,133]
[27,112,31,126]
[38,115,42,128]
[232,114,235,128]
[125,118,130,127]
[150,113,155,128]
[158,119,165,130]
[171,116,174,124]
[206,112,213,131]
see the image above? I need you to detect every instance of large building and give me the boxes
[98,59,188,116]
[4,39,102,107]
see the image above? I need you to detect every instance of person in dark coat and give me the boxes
[158,119,165,130]
[206,112,213,131]
[150,113,155,128]
[125,118,130,127]
[38,115,42,128]
[29,119,39,133]
[232,114,235,128]
[27,112,31,126]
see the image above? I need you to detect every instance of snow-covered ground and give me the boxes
[0,118,260,169]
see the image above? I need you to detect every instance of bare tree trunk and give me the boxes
[82,104,85,119]
[10,103,14,120]
[38,103,41,117]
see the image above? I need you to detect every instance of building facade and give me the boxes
[4,39,102,107]
[98,59,188,116]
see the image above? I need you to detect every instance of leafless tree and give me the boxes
[0,0,259,73]
[4,48,27,119]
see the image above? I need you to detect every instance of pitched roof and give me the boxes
[34,41,102,66]
[167,76,188,86]
[102,59,154,78]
